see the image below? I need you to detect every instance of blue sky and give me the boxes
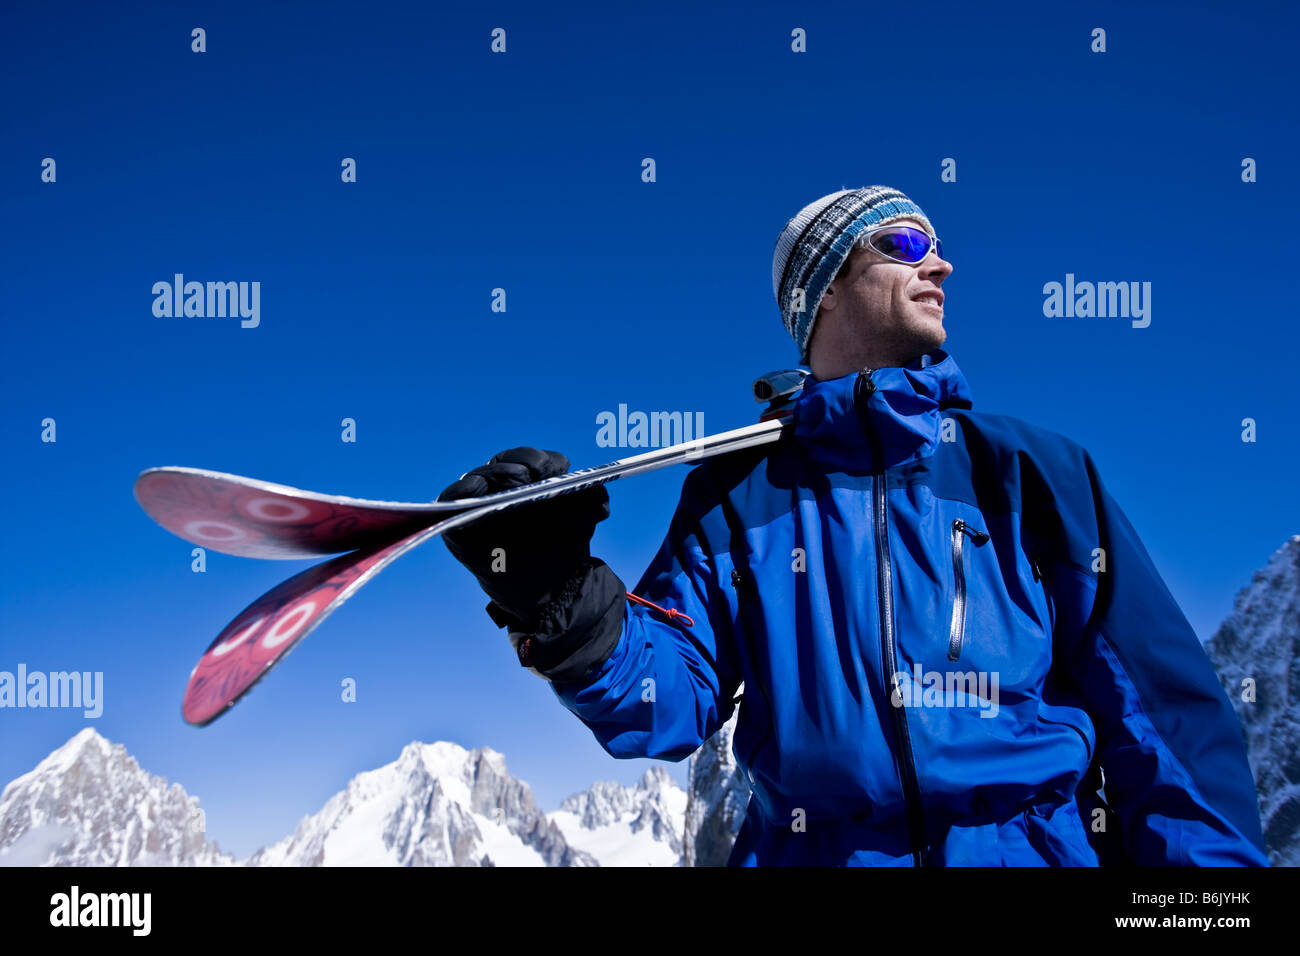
[2,0,1297,859]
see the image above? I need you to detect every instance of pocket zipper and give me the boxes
[948,519,989,661]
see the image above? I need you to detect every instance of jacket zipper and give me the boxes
[856,367,927,868]
[948,519,989,662]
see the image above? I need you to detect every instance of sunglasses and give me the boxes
[859,225,944,265]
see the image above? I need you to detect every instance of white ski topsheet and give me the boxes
[134,417,789,560]
[137,418,788,513]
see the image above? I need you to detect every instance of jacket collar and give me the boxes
[791,348,974,472]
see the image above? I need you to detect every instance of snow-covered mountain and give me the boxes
[1204,533,1300,866]
[549,766,686,866]
[0,730,684,867]
[0,728,234,866]
[681,705,748,866]
[247,740,595,867]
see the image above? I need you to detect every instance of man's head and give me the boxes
[808,217,952,378]
[772,186,953,379]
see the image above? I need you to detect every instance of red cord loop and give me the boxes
[625,592,695,628]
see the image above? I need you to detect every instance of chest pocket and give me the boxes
[947,519,989,662]
[945,517,1057,675]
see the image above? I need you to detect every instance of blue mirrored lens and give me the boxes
[872,228,935,263]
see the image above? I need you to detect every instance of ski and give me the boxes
[135,418,790,561]
[146,368,809,725]
[173,415,793,725]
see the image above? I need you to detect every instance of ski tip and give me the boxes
[133,466,220,500]
[182,689,236,728]
[133,466,172,491]
[137,465,201,476]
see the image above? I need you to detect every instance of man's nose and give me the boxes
[923,251,953,279]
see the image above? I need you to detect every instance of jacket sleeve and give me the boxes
[1043,443,1268,866]
[541,467,744,762]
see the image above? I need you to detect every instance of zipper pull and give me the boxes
[954,519,989,545]
[856,367,877,398]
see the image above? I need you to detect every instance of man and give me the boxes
[439,185,1267,866]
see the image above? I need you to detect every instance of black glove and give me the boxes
[438,448,626,684]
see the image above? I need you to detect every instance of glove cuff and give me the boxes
[490,558,626,686]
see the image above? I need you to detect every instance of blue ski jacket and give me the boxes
[547,349,1267,866]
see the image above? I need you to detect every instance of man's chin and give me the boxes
[910,320,946,351]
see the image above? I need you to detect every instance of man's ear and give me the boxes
[819,277,839,313]
[820,253,855,313]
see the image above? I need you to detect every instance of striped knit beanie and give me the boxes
[772,186,935,362]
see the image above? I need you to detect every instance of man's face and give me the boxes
[809,217,953,373]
